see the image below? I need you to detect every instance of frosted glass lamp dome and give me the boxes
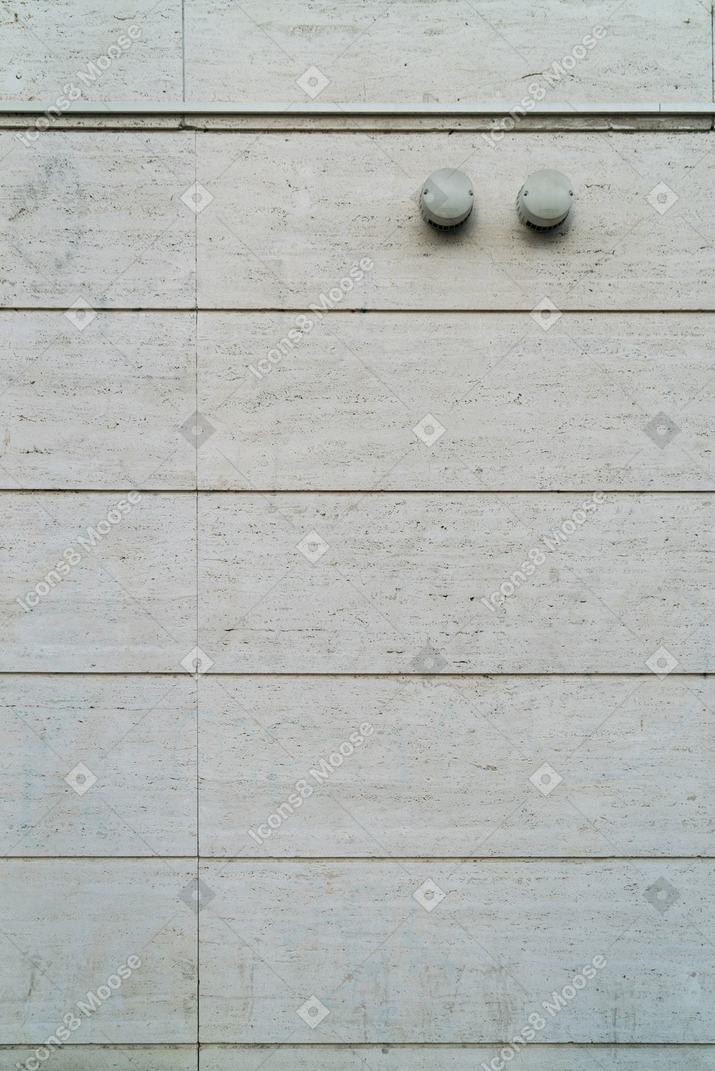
[517,169,573,231]
[420,168,474,229]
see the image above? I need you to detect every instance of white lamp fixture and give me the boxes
[516,169,573,231]
[420,168,474,229]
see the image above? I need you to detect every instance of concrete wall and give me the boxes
[1,2,713,1069]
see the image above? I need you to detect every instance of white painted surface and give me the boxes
[196,131,715,310]
[0,859,197,1043]
[0,312,196,489]
[1,675,196,855]
[198,674,715,858]
[0,492,196,671]
[197,311,715,490]
[199,858,715,1042]
[183,0,711,104]
[199,492,714,673]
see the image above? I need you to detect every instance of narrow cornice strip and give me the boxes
[0,101,714,115]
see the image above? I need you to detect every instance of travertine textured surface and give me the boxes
[5,309,715,492]
[199,675,715,858]
[4,1045,715,1071]
[196,131,715,310]
[0,132,195,307]
[0,1050,197,1070]
[2,131,712,311]
[0,859,197,1042]
[0,492,196,670]
[197,311,715,490]
[199,858,715,1042]
[0,4,712,1066]
[0,312,196,489]
[1,675,196,855]
[204,1048,715,1071]
[184,0,711,104]
[199,491,714,673]
[0,0,710,105]
[0,0,182,101]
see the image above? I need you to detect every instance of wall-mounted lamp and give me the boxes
[420,168,474,229]
[517,169,573,231]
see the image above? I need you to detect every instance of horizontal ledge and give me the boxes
[1,1045,710,1053]
[3,856,714,862]
[2,101,714,115]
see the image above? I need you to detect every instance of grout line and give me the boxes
[0,672,710,678]
[2,1042,714,1048]
[5,307,715,314]
[181,0,187,105]
[0,1042,711,1048]
[0,489,714,495]
[141,1042,715,1047]
[193,124,200,1071]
